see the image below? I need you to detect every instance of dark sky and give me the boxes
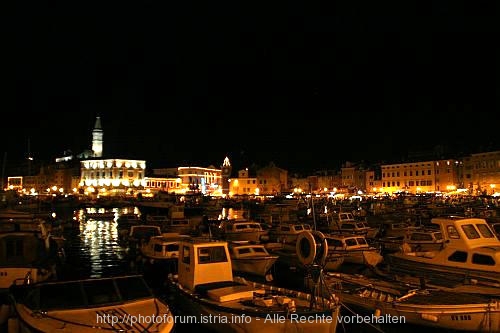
[5,2,499,174]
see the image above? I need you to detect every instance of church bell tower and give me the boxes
[92,116,103,157]
[221,156,232,196]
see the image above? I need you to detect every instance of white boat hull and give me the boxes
[231,256,278,280]
[173,283,339,333]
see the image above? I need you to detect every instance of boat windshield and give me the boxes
[21,276,153,311]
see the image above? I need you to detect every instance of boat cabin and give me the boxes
[216,220,270,243]
[325,234,372,252]
[268,223,312,244]
[177,239,235,292]
[387,216,500,284]
[141,233,191,260]
[433,216,499,249]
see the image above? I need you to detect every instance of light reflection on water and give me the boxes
[61,210,135,280]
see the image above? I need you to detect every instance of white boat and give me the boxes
[323,232,384,267]
[315,272,500,332]
[268,223,312,248]
[140,232,191,263]
[214,219,270,243]
[228,241,279,282]
[168,238,341,333]
[376,228,445,254]
[386,216,500,286]
[7,275,175,333]
[319,212,378,239]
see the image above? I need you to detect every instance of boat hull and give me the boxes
[231,256,278,280]
[339,289,500,332]
[172,284,339,333]
[315,273,500,332]
[386,253,500,285]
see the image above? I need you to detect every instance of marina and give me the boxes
[2,197,500,332]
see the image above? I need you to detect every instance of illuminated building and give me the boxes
[177,165,222,196]
[79,159,146,196]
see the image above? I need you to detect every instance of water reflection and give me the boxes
[60,208,136,280]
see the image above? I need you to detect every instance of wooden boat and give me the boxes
[7,275,175,333]
[168,238,341,333]
[312,272,500,332]
[385,216,500,286]
[228,241,279,282]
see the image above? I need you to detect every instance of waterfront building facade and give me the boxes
[177,165,222,196]
[229,168,259,196]
[79,159,146,196]
[463,151,500,195]
[255,162,288,195]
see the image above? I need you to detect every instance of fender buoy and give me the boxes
[296,231,316,265]
[296,231,329,266]
[311,231,329,266]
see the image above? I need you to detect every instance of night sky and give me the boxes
[5,2,499,174]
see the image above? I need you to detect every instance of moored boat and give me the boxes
[7,274,175,333]
[140,232,191,264]
[323,232,384,268]
[228,241,279,282]
[385,216,500,286]
[313,272,500,332]
[168,238,341,333]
